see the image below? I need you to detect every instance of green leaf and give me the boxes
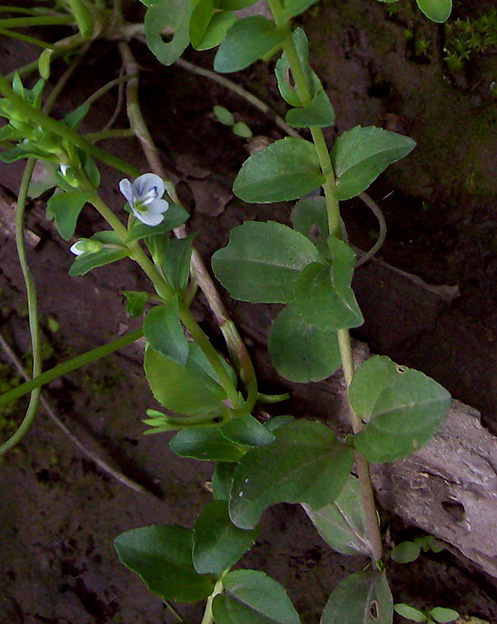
[394,604,427,622]
[123,290,149,318]
[303,475,373,556]
[275,28,317,107]
[212,462,236,501]
[349,356,451,462]
[170,427,244,462]
[232,121,253,138]
[161,234,194,292]
[214,17,284,73]
[125,203,189,243]
[391,541,422,564]
[212,221,321,303]
[213,569,300,624]
[286,89,335,128]
[233,137,325,203]
[145,0,193,66]
[144,345,226,416]
[189,0,215,49]
[415,0,451,23]
[143,301,188,364]
[293,257,363,332]
[268,303,341,382]
[114,525,215,603]
[220,415,275,447]
[38,49,51,80]
[214,105,235,126]
[429,607,459,623]
[194,10,236,50]
[263,415,295,432]
[68,246,129,277]
[291,196,329,256]
[46,190,90,240]
[321,570,393,624]
[280,0,318,20]
[63,102,90,129]
[330,126,416,201]
[186,342,237,400]
[193,501,258,575]
[229,419,353,529]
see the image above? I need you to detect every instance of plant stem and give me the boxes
[276,13,383,564]
[0,15,74,28]
[118,42,257,410]
[0,329,143,410]
[0,160,41,456]
[0,70,140,177]
[201,577,225,624]
[85,128,134,142]
[5,34,84,80]
[0,27,57,49]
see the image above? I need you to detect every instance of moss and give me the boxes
[444,8,497,70]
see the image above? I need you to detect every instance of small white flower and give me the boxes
[119,173,169,226]
[70,239,103,255]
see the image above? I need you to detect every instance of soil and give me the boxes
[1,0,497,623]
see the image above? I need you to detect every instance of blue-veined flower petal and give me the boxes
[119,178,134,205]
[132,173,164,202]
[132,209,165,226]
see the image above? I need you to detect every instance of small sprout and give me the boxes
[394,603,428,622]
[391,540,421,563]
[119,173,169,226]
[429,607,459,623]
[232,121,253,138]
[46,317,59,334]
[213,105,235,126]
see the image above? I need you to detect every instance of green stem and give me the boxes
[80,73,135,111]
[0,6,54,14]
[179,302,241,410]
[0,27,57,49]
[275,12,383,564]
[5,34,84,80]
[0,159,41,456]
[0,71,140,177]
[0,329,143,410]
[0,15,73,28]
[85,128,134,142]
[201,576,225,624]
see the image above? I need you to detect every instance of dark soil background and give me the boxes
[1,0,497,622]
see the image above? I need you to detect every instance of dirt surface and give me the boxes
[1,0,497,622]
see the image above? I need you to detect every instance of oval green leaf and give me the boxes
[145,0,193,66]
[170,427,244,462]
[220,414,275,447]
[214,17,284,73]
[391,541,422,564]
[286,89,335,128]
[212,221,321,303]
[330,126,416,201]
[394,604,427,622]
[233,137,325,203]
[349,356,451,463]
[415,0,451,23]
[229,420,354,529]
[321,570,393,624]
[193,501,259,575]
[303,475,373,557]
[144,345,226,416]
[291,196,330,256]
[46,190,90,241]
[430,607,460,623]
[143,301,188,364]
[114,525,215,603]
[213,569,301,624]
[268,303,341,382]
